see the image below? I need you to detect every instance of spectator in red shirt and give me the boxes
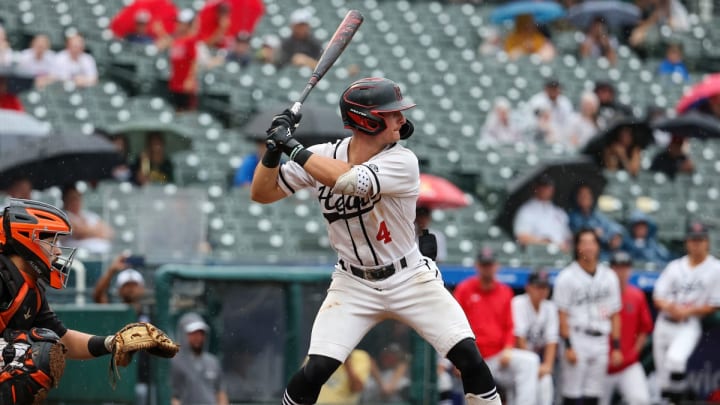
[601,251,653,405]
[454,247,540,405]
[0,78,23,112]
[168,9,199,112]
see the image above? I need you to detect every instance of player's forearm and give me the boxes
[61,329,97,360]
[301,154,353,188]
[217,390,229,405]
[515,336,528,350]
[654,298,673,312]
[558,311,570,339]
[611,312,621,340]
[250,164,284,203]
[634,333,648,354]
[688,304,718,317]
[543,343,557,369]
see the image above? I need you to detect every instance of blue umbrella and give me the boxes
[567,1,641,29]
[491,1,565,25]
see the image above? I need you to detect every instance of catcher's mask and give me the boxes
[339,77,416,137]
[1,199,76,289]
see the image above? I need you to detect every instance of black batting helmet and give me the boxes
[339,77,416,136]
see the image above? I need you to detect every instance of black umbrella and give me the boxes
[242,104,351,146]
[566,0,641,30]
[0,133,122,190]
[494,156,607,237]
[0,67,35,95]
[651,111,720,139]
[582,117,654,158]
[103,119,194,158]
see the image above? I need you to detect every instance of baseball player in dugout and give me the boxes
[652,222,720,405]
[453,248,541,405]
[251,77,502,405]
[602,251,653,405]
[0,199,179,404]
[552,228,623,405]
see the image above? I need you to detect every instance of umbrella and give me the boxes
[110,0,178,39]
[103,119,193,158]
[494,156,606,237]
[0,110,51,137]
[242,105,351,147]
[418,174,470,210]
[490,1,565,24]
[582,117,654,158]
[0,133,122,190]
[566,1,641,29]
[197,0,265,45]
[0,68,35,95]
[676,73,720,114]
[651,111,720,139]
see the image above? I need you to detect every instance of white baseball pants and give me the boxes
[485,349,540,405]
[560,333,609,398]
[600,362,651,405]
[652,316,702,392]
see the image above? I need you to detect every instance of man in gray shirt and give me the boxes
[171,314,229,405]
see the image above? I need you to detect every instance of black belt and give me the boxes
[339,257,408,281]
[662,315,687,324]
[574,327,604,337]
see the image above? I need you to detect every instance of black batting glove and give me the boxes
[268,109,302,135]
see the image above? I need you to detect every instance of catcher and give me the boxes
[0,198,179,404]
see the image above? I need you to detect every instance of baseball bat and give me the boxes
[289,9,364,116]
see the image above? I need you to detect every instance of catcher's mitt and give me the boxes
[112,322,179,367]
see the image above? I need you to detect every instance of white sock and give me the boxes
[466,389,502,405]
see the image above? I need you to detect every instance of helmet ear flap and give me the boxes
[400,119,414,140]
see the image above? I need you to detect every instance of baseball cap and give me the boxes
[290,8,312,25]
[476,247,496,265]
[262,34,280,48]
[116,269,144,288]
[527,269,550,287]
[609,251,633,266]
[177,9,195,23]
[184,320,209,334]
[686,221,709,239]
[545,79,561,88]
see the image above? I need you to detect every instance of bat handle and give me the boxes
[290,101,302,116]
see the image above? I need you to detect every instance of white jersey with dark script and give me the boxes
[277,138,419,266]
[511,294,559,354]
[653,255,720,308]
[552,262,622,335]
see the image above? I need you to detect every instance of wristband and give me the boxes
[88,335,113,357]
[612,338,621,350]
[261,149,282,168]
[563,337,572,349]
[290,147,313,167]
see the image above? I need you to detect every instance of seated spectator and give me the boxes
[93,253,147,311]
[124,10,155,45]
[503,14,556,62]
[61,184,114,254]
[316,349,372,404]
[480,97,524,145]
[105,132,133,182]
[594,81,634,129]
[528,80,574,130]
[51,34,98,87]
[650,134,694,179]
[529,101,563,145]
[131,132,175,186]
[657,42,689,82]
[414,206,447,262]
[14,34,56,87]
[568,184,623,249]
[630,0,689,51]
[201,1,232,49]
[256,34,280,65]
[0,78,23,112]
[226,32,253,67]
[600,224,631,263]
[278,8,322,69]
[601,124,642,177]
[513,175,571,251]
[0,25,12,67]
[364,344,410,402]
[2,178,33,204]
[579,16,618,65]
[233,138,265,187]
[168,9,199,112]
[625,210,670,265]
[565,91,599,150]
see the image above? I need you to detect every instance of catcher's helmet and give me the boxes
[1,199,76,289]
[339,77,416,136]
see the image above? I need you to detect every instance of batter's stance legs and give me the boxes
[282,355,341,405]
[447,338,502,405]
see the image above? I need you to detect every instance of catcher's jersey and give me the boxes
[511,294,559,354]
[653,255,720,307]
[552,262,621,335]
[278,138,420,266]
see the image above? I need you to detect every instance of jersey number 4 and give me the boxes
[376,221,392,244]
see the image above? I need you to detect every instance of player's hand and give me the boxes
[266,109,304,156]
[610,349,623,367]
[538,363,553,378]
[499,348,512,368]
[564,347,577,365]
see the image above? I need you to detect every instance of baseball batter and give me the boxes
[652,222,720,404]
[251,77,502,405]
[552,229,623,405]
[512,269,558,405]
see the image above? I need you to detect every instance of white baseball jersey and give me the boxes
[552,262,622,335]
[511,294,559,354]
[653,255,720,309]
[278,138,419,266]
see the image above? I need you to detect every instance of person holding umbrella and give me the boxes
[503,14,556,62]
[649,134,694,179]
[513,174,572,252]
[579,16,618,65]
[600,124,642,177]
